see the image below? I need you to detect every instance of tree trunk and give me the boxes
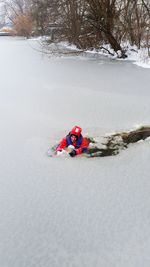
[104,32,127,58]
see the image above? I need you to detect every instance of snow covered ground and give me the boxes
[0,36,150,267]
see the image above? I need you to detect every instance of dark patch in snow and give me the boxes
[87,126,150,157]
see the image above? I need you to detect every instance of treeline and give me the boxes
[2,0,150,57]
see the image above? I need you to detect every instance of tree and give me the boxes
[3,0,33,37]
[82,0,127,57]
[2,0,149,57]
[13,11,33,37]
[31,0,59,35]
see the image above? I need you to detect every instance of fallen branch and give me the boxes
[99,46,115,56]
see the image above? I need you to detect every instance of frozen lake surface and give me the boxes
[0,37,150,267]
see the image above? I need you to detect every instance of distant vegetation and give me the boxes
[1,0,150,58]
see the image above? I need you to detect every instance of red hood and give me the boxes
[70,126,82,138]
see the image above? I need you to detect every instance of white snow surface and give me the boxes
[0,37,150,267]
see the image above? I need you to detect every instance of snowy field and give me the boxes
[0,36,150,267]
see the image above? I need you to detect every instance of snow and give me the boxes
[52,40,150,69]
[126,47,150,69]
[86,46,150,68]
[0,36,150,267]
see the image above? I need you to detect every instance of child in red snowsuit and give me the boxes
[56,126,89,157]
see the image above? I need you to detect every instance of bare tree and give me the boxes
[30,0,150,57]
[13,11,33,37]
[2,0,33,36]
[81,0,127,57]
[0,3,6,26]
[2,0,149,56]
[141,0,150,16]
[31,0,59,35]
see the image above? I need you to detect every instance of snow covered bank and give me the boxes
[86,45,150,69]
[39,39,150,69]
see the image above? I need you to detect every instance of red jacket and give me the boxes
[56,134,88,155]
